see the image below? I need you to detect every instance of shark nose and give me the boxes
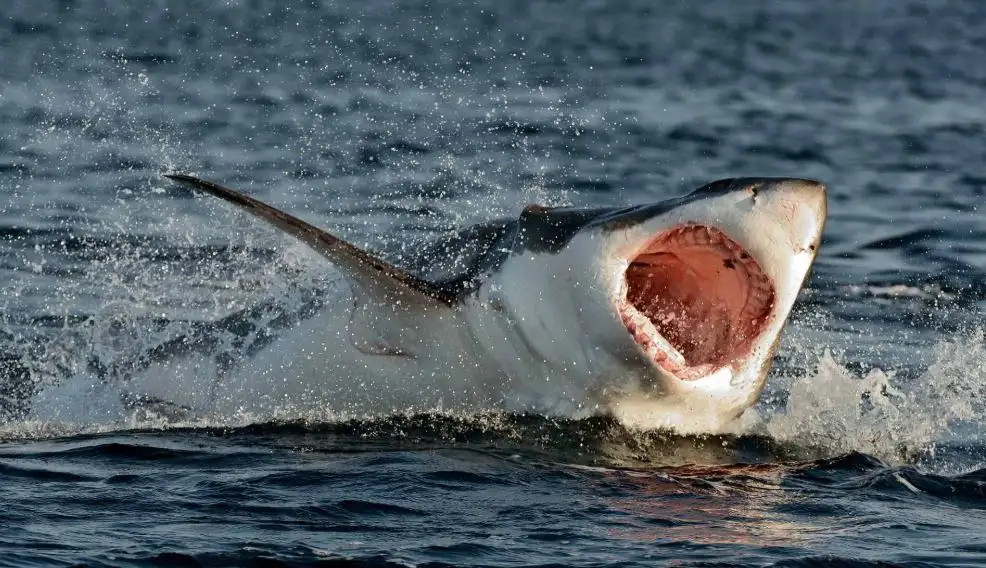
[774,178,826,214]
[759,178,827,248]
[768,177,825,206]
[780,178,825,196]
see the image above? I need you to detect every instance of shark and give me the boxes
[142,174,825,431]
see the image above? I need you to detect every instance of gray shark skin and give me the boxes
[138,174,825,432]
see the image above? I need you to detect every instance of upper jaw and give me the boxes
[610,178,826,386]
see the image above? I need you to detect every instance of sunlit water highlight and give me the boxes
[3,0,986,566]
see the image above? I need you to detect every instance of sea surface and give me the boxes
[2,0,986,566]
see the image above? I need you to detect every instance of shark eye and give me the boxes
[618,224,775,379]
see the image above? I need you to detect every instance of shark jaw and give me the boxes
[593,177,826,428]
[618,223,775,381]
[471,176,826,429]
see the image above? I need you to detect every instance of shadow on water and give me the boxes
[5,413,986,504]
[22,412,863,469]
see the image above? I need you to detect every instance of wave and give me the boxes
[3,422,986,505]
[757,330,986,470]
[3,300,986,474]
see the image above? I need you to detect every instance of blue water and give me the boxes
[3,0,986,565]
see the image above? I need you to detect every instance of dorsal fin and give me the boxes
[163,174,456,306]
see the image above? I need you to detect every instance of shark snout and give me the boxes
[738,178,827,256]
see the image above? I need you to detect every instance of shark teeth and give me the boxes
[618,299,687,370]
[618,224,776,380]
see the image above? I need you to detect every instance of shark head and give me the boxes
[478,178,826,430]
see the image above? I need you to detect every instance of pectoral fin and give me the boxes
[163,174,455,308]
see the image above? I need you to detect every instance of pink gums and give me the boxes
[619,224,775,379]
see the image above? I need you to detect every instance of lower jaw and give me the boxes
[618,302,757,381]
[667,362,720,381]
[605,394,751,434]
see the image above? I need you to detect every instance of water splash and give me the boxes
[757,329,986,464]
[7,268,986,470]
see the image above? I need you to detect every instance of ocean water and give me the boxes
[2,0,986,566]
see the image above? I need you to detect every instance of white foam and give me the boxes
[844,283,956,302]
[752,329,986,464]
[9,309,986,468]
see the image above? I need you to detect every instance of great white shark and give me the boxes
[128,174,825,431]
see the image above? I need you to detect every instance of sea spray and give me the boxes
[760,330,986,464]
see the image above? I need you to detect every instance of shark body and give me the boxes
[134,174,825,431]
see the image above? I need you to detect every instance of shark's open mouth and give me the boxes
[618,224,776,379]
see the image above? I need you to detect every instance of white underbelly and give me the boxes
[110,295,508,421]
[210,309,495,417]
[28,289,629,425]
